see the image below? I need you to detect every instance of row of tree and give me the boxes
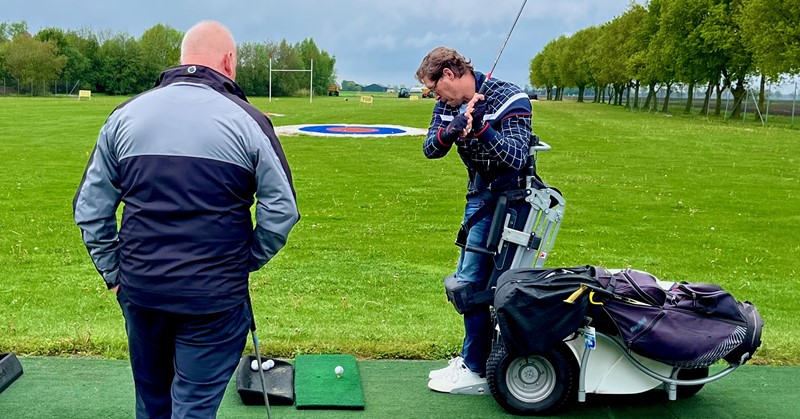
[0,21,336,97]
[529,0,800,119]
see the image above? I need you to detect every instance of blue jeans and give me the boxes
[117,287,251,419]
[455,196,495,375]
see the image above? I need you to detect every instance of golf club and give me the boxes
[248,300,272,419]
[468,0,528,133]
[483,0,528,89]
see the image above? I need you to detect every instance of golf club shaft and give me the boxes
[249,299,272,419]
[469,0,528,135]
[251,330,272,419]
[483,0,528,88]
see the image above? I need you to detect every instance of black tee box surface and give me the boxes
[236,354,294,406]
[0,353,24,394]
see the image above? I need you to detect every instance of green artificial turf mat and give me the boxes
[294,354,365,409]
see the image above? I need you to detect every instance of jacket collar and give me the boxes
[155,65,248,102]
[474,71,486,93]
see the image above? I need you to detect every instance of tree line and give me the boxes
[0,21,336,97]
[529,0,800,119]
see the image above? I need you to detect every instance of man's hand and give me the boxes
[470,99,488,134]
[466,93,487,135]
[112,285,119,295]
[440,114,469,145]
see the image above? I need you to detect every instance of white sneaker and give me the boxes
[427,358,488,395]
[428,356,462,380]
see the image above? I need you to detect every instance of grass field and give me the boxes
[0,94,797,365]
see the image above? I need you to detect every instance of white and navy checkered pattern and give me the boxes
[423,73,532,180]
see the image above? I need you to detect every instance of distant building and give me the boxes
[341,80,388,92]
[361,84,387,92]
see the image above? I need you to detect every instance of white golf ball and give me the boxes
[335,366,344,376]
[250,359,260,371]
[262,359,275,371]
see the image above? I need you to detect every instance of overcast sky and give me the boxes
[7,0,640,88]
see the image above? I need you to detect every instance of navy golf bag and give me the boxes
[494,266,763,368]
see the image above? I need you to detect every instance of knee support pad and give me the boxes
[444,274,493,314]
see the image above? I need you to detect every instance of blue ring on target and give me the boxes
[298,125,407,135]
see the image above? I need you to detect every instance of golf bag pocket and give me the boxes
[494,266,600,356]
[597,270,764,368]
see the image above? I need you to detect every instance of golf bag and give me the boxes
[591,268,763,368]
[494,266,763,368]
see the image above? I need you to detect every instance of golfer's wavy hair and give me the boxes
[416,47,474,84]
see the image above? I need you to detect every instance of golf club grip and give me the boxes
[247,295,257,332]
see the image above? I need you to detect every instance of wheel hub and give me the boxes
[506,356,556,403]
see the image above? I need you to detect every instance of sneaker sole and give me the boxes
[427,379,488,395]
[451,383,488,395]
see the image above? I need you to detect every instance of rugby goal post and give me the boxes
[269,56,313,103]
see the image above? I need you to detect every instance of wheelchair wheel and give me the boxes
[675,367,709,399]
[486,338,577,416]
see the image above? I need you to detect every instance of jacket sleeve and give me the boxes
[73,124,122,288]
[248,130,300,272]
[423,102,454,159]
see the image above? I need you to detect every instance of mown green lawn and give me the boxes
[0,95,797,365]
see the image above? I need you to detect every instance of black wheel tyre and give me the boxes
[486,339,578,416]
[675,367,709,399]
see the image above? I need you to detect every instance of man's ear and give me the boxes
[223,52,235,78]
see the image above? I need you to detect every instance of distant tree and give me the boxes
[139,24,182,83]
[657,0,717,113]
[341,80,358,91]
[528,55,548,98]
[296,38,336,96]
[635,0,668,111]
[534,39,563,100]
[739,0,800,79]
[3,32,66,94]
[620,3,650,109]
[591,15,637,106]
[268,40,304,96]
[1,21,31,81]
[739,0,800,116]
[0,21,29,41]
[35,27,91,92]
[700,0,754,119]
[65,28,102,91]
[97,33,147,95]
[236,41,272,96]
[573,27,599,103]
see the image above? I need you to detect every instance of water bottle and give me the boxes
[585,326,596,350]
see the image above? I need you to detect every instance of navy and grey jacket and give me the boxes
[423,72,532,191]
[74,65,299,314]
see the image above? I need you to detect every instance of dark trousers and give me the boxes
[117,287,251,419]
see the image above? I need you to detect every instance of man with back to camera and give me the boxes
[73,20,299,418]
[416,46,533,394]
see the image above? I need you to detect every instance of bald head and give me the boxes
[180,21,237,80]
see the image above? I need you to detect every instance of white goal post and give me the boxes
[269,56,313,103]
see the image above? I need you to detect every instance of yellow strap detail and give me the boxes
[589,291,603,306]
[564,284,587,304]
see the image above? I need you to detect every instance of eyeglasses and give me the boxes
[430,69,446,92]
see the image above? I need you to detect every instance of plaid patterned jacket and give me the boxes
[423,72,533,191]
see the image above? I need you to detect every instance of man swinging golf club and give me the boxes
[416,45,534,394]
